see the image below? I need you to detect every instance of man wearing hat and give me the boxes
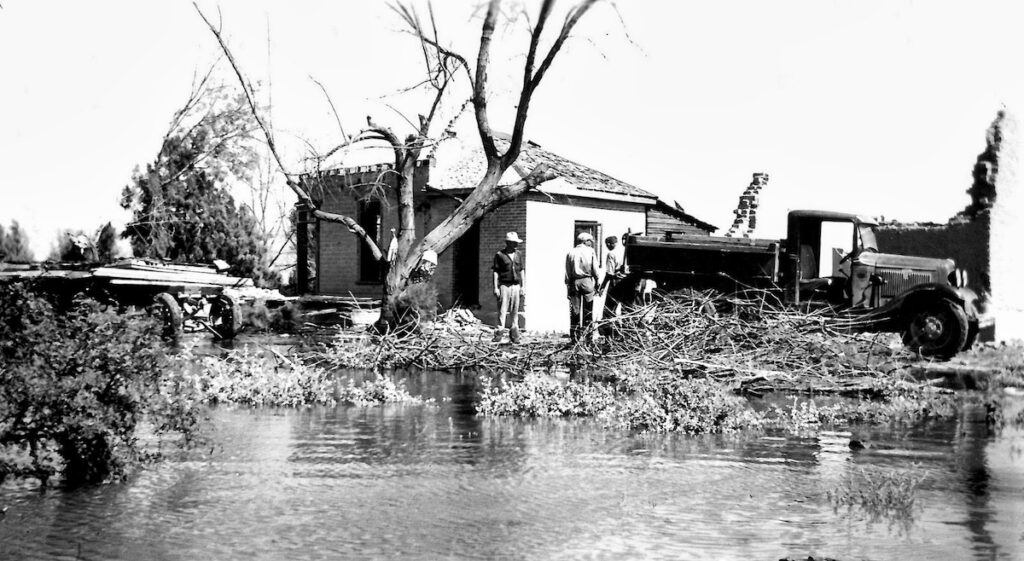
[492,232,524,343]
[565,231,600,343]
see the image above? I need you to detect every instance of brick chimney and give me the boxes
[725,172,769,238]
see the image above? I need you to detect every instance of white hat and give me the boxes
[505,232,523,243]
[576,232,593,243]
[421,249,438,265]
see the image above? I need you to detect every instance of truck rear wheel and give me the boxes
[903,299,968,360]
[153,292,183,340]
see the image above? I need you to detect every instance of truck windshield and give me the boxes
[858,224,879,252]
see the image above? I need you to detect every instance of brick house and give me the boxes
[299,135,715,333]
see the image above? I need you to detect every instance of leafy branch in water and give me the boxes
[171,346,425,407]
[0,283,203,487]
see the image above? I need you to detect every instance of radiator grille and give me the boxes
[878,268,934,298]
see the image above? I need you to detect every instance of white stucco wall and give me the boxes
[523,198,646,333]
[991,109,1024,342]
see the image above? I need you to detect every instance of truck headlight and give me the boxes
[948,268,968,288]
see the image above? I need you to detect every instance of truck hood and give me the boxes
[859,252,955,272]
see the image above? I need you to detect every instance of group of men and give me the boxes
[490,230,629,344]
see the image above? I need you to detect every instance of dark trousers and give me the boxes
[568,278,596,343]
[599,293,620,338]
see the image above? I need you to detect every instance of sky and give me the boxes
[2,0,1023,259]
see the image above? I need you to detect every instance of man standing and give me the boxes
[492,232,524,343]
[565,232,600,344]
[597,235,627,337]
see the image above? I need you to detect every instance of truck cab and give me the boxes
[782,210,980,356]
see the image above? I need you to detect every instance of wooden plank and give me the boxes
[107,261,219,274]
[92,266,253,287]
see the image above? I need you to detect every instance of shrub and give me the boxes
[178,346,337,407]
[0,283,202,487]
[478,372,616,417]
[477,368,760,435]
[609,370,762,433]
[173,347,424,407]
[337,373,424,406]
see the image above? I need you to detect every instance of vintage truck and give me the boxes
[624,210,981,359]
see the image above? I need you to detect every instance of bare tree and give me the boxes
[196,0,600,325]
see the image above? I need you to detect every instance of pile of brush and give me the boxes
[318,290,923,396]
[589,290,912,395]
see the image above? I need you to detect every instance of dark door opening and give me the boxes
[358,200,383,283]
[452,222,480,306]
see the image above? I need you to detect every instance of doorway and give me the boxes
[452,222,480,306]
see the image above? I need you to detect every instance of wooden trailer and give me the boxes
[0,259,280,340]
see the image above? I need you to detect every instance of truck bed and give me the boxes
[625,234,781,286]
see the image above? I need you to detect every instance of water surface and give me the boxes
[2,371,1022,560]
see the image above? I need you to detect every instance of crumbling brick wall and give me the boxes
[876,112,1002,300]
[725,173,769,238]
[874,112,1004,339]
[875,216,990,296]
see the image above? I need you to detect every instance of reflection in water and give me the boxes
[958,405,996,559]
[1,372,1022,561]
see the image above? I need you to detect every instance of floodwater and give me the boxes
[1,371,1023,561]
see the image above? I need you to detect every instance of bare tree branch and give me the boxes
[194,2,383,262]
[310,76,348,142]
[473,0,501,162]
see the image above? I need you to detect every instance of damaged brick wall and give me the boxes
[875,217,990,295]
[725,173,769,238]
[875,111,1003,338]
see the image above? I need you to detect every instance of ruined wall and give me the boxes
[876,216,990,296]
[875,112,1011,340]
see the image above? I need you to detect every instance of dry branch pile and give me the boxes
[591,293,914,395]
[321,308,569,372]
[316,292,935,396]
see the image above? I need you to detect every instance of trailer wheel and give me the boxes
[210,294,241,339]
[903,299,969,360]
[153,292,183,340]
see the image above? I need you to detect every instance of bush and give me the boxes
[177,346,337,407]
[478,372,616,417]
[174,346,424,407]
[477,368,760,435]
[0,283,202,487]
[336,373,424,406]
[608,370,761,433]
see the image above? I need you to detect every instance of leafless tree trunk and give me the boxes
[196,0,600,328]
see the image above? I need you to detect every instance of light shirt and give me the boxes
[606,251,621,276]
[565,244,599,282]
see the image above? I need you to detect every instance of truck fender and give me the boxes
[891,283,969,321]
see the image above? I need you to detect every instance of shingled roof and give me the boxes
[430,133,657,200]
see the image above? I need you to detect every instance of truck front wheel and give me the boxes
[902,299,968,360]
